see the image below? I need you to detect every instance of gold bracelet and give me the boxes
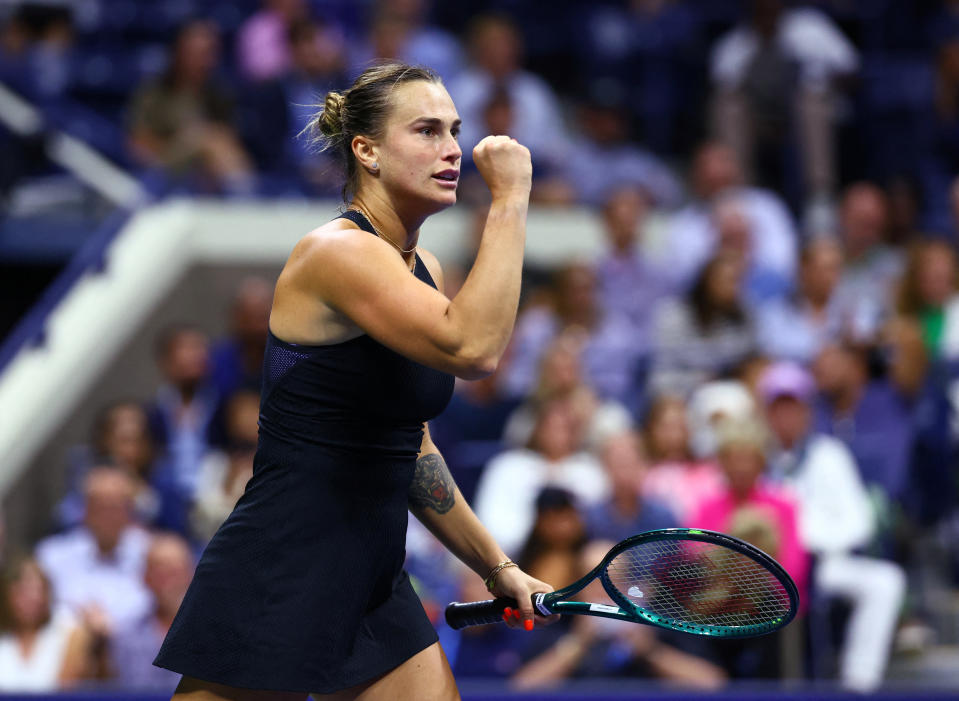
[484,559,518,592]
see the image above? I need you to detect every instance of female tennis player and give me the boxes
[154,62,556,700]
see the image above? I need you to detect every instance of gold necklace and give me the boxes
[348,207,417,273]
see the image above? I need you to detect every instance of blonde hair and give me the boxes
[714,416,768,454]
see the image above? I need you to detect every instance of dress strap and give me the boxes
[337,209,377,236]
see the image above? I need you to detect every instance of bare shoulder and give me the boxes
[271,218,391,343]
[281,218,394,290]
[416,247,445,293]
[288,218,375,268]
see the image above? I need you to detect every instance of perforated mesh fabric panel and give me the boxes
[262,341,313,400]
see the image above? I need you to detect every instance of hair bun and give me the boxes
[318,91,346,137]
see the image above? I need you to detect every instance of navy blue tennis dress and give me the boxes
[154,210,455,692]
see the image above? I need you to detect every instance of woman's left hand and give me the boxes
[489,565,562,630]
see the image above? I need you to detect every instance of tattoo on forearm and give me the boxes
[409,452,457,514]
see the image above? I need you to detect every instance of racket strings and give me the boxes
[606,539,791,632]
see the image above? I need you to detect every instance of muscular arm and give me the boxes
[280,138,529,380]
[408,424,508,577]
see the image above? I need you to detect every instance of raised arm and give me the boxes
[285,136,530,379]
[409,423,557,628]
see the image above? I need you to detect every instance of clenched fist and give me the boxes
[473,135,532,200]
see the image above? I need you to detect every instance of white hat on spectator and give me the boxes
[686,380,756,458]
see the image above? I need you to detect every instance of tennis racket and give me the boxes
[446,528,798,638]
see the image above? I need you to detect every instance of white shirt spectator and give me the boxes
[0,608,76,692]
[833,246,904,341]
[36,526,152,631]
[711,7,859,94]
[769,434,874,555]
[666,187,797,291]
[768,433,903,691]
[473,449,609,557]
[940,295,959,359]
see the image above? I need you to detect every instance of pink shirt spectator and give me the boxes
[237,11,291,82]
[687,482,809,609]
[642,460,725,522]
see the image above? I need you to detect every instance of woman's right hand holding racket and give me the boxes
[489,565,561,631]
[473,135,531,201]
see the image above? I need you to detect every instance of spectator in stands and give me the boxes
[832,183,904,341]
[448,14,569,179]
[0,3,73,100]
[58,401,160,530]
[812,341,916,505]
[641,395,724,522]
[756,237,847,363]
[710,0,858,207]
[209,277,272,403]
[666,141,797,293]
[595,187,675,345]
[0,556,89,691]
[585,431,678,543]
[127,19,254,195]
[686,379,758,460]
[36,468,152,637]
[105,534,193,692]
[500,262,642,405]
[515,487,588,598]
[511,540,726,690]
[649,253,757,397]
[503,331,632,452]
[191,389,258,545]
[562,88,683,208]
[348,0,463,82]
[687,417,808,678]
[689,417,808,595]
[236,0,313,83]
[473,397,609,557]
[711,192,793,303]
[761,361,905,692]
[896,239,959,359]
[147,324,217,503]
[273,18,346,188]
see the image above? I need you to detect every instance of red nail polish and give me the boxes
[504,607,513,617]
[502,612,509,621]
[524,619,534,631]
[513,610,522,620]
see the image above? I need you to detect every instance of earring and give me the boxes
[371,162,378,171]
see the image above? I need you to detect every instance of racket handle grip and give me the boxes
[445,597,516,630]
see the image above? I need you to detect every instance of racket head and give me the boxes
[593,528,799,638]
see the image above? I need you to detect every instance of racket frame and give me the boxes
[448,528,799,638]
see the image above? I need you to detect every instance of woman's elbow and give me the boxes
[455,352,499,380]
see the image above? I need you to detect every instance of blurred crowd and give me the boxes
[2,0,959,696]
